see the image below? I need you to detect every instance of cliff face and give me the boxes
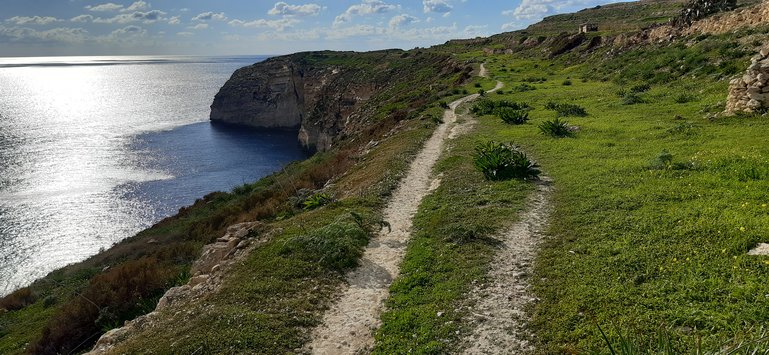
[210,53,377,151]
[210,58,305,129]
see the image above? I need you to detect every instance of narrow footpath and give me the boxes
[308,64,499,354]
[460,179,552,354]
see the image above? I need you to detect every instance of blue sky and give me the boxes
[0,0,616,57]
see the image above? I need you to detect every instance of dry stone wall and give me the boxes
[726,47,769,114]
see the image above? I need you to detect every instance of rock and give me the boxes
[156,285,191,310]
[726,50,769,114]
[189,275,209,286]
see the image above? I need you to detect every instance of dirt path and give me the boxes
[308,64,495,355]
[460,178,553,354]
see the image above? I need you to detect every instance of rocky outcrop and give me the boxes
[210,51,467,152]
[671,0,736,27]
[87,222,265,354]
[726,48,769,114]
[210,52,378,152]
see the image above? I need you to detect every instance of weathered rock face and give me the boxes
[210,50,468,152]
[726,48,769,114]
[671,0,736,27]
[210,59,305,129]
[210,53,376,152]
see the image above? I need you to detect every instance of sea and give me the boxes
[0,55,308,296]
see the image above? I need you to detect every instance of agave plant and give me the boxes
[495,107,529,125]
[538,117,574,138]
[473,141,541,181]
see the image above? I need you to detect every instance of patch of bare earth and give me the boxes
[307,66,494,355]
[460,178,553,354]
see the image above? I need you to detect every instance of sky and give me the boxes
[0,0,618,57]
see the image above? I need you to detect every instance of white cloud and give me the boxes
[189,23,209,30]
[85,2,123,12]
[388,14,419,29]
[463,24,487,36]
[70,15,94,23]
[177,31,194,36]
[121,1,149,12]
[168,16,180,25]
[110,25,145,36]
[6,16,62,25]
[268,2,322,17]
[192,12,228,22]
[0,25,88,43]
[505,0,614,21]
[228,18,299,31]
[93,10,167,24]
[326,24,383,39]
[423,0,452,14]
[333,0,399,27]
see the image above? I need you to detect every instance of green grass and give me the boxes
[475,53,769,352]
[373,102,532,353]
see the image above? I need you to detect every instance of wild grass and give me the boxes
[474,53,769,353]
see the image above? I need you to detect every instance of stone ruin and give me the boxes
[672,0,737,27]
[725,47,769,114]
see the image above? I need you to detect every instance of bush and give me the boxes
[496,107,529,125]
[562,80,573,86]
[279,213,369,271]
[471,99,531,116]
[630,83,651,93]
[438,101,449,109]
[674,93,697,103]
[478,89,486,96]
[0,287,36,311]
[622,93,646,105]
[474,83,482,88]
[523,76,547,83]
[538,118,574,137]
[473,141,541,181]
[510,83,536,92]
[544,101,587,117]
[32,258,174,354]
[303,192,332,210]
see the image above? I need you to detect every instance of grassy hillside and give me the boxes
[0,51,468,354]
[3,0,769,353]
[374,22,769,355]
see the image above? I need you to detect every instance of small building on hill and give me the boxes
[579,23,598,33]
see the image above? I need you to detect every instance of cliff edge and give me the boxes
[210,50,469,151]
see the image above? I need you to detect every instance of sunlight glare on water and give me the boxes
[0,56,305,295]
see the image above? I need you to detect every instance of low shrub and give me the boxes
[279,213,370,271]
[622,93,646,105]
[674,93,697,103]
[544,102,587,117]
[303,192,333,210]
[31,258,174,354]
[471,99,531,116]
[473,141,541,181]
[523,76,547,83]
[496,107,529,125]
[510,83,536,92]
[562,80,573,86]
[649,150,696,170]
[0,287,36,311]
[438,101,449,109]
[538,118,574,137]
[630,83,651,93]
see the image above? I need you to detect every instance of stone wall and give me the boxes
[725,48,769,114]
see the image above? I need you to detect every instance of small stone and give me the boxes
[760,48,769,57]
